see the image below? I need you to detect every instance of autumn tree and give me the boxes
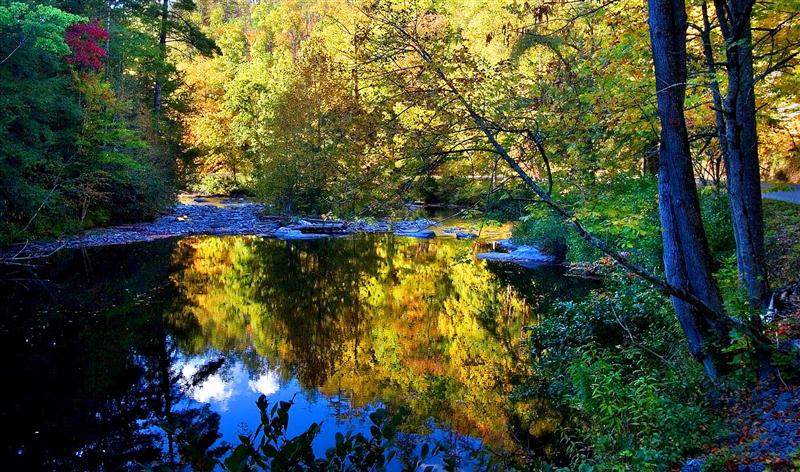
[688,0,800,308]
[152,0,218,112]
[710,0,769,307]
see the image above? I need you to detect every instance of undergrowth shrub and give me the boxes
[699,188,736,267]
[515,274,724,471]
[512,175,662,266]
[763,200,800,286]
[218,396,452,472]
[512,176,738,270]
[191,172,254,197]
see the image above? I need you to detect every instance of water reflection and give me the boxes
[0,234,594,470]
[0,241,227,470]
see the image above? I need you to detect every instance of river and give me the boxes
[1,233,595,470]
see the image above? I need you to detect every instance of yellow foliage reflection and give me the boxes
[167,234,582,453]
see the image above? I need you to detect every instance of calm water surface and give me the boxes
[1,234,594,470]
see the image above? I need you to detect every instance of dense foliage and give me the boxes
[516,272,724,470]
[171,0,798,217]
[0,0,218,243]
[2,0,797,226]
[509,187,800,470]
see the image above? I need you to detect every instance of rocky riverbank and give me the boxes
[2,197,570,270]
[0,198,471,259]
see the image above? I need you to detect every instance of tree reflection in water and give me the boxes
[1,241,226,471]
[0,234,594,469]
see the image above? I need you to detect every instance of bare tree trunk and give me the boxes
[154,0,169,112]
[648,0,729,378]
[712,0,770,307]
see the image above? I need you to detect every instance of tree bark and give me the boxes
[712,0,770,307]
[648,0,729,378]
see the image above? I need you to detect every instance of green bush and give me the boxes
[511,174,662,266]
[763,200,800,286]
[571,175,662,265]
[699,188,736,266]
[562,348,720,470]
[191,172,254,197]
[104,164,173,222]
[511,176,741,270]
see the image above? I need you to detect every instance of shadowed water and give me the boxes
[0,234,595,470]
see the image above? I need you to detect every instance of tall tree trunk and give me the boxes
[713,0,770,307]
[105,0,112,80]
[648,0,730,379]
[699,2,730,175]
[154,0,169,112]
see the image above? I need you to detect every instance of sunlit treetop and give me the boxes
[0,2,82,57]
[65,20,110,71]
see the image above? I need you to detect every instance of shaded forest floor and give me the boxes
[683,383,800,471]
[683,198,800,471]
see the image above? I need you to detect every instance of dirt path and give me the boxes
[763,184,800,205]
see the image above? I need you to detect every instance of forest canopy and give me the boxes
[0,0,797,236]
[174,0,799,215]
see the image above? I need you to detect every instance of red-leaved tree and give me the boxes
[65,20,109,71]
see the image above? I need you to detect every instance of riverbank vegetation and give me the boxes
[2,0,800,469]
[0,1,206,244]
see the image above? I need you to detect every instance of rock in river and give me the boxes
[493,238,518,251]
[394,229,436,239]
[274,227,330,240]
[476,245,558,267]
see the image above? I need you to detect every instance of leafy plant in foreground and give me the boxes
[224,395,451,472]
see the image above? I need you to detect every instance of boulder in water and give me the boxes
[455,231,478,239]
[287,219,349,234]
[493,238,518,251]
[394,219,439,232]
